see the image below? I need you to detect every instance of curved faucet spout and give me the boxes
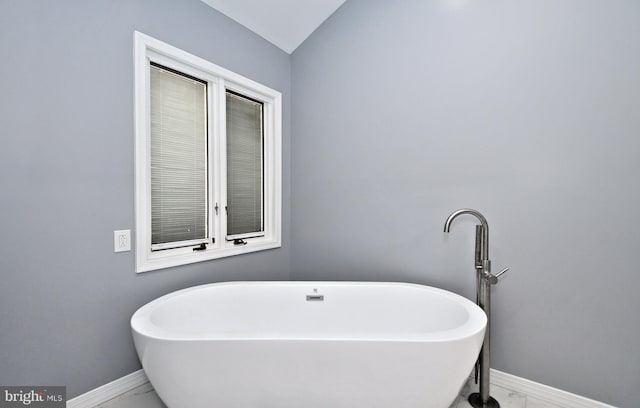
[444,208,488,232]
[444,208,489,259]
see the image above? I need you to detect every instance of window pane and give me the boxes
[150,65,207,246]
[226,92,263,237]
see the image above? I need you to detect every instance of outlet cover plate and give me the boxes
[114,230,131,252]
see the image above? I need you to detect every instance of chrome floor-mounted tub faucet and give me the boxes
[444,208,509,408]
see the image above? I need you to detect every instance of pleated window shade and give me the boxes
[150,64,208,248]
[226,92,264,238]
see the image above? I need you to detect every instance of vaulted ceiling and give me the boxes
[200,0,347,53]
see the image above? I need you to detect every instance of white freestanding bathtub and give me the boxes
[131,281,486,408]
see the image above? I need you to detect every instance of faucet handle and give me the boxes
[486,267,510,285]
[496,267,510,278]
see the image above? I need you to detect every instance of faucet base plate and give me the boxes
[468,393,500,408]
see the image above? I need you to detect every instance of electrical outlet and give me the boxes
[114,229,131,252]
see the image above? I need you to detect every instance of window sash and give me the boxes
[225,91,264,239]
[149,64,209,249]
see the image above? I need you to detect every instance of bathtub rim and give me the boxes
[131,281,487,343]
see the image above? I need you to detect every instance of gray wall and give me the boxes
[0,0,291,398]
[291,1,639,407]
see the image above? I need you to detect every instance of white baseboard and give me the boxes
[490,369,617,408]
[67,368,615,408]
[67,369,148,408]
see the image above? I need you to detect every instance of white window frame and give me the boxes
[134,31,282,273]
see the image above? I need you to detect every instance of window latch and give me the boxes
[233,239,248,246]
[193,243,207,251]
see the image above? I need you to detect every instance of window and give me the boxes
[134,32,282,273]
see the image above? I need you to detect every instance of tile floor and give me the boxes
[97,377,564,408]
